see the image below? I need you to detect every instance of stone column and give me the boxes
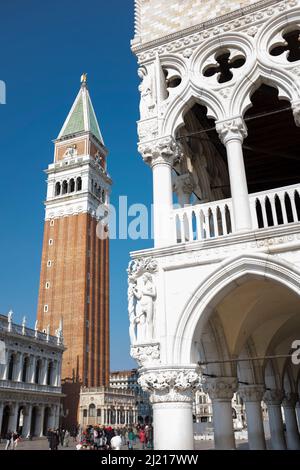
[203,377,238,450]
[14,352,23,382]
[8,403,19,432]
[0,402,4,434]
[296,402,300,431]
[2,350,9,380]
[216,117,252,232]
[264,390,286,450]
[35,405,45,437]
[139,137,183,247]
[22,405,32,438]
[54,405,60,429]
[139,368,201,450]
[239,385,266,450]
[28,355,36,384]
[40,359,48,385]
[282,393,300,450]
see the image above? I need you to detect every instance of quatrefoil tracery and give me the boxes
[269,27,300,62]
[202,48,246,84]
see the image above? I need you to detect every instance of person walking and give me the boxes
[138,428,147,450]
[63,430,70,447]
[128,428,135,450]
[5,431,12,450]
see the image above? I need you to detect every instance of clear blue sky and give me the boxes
[0,0,153,370]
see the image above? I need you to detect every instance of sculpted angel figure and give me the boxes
[133,273,156,343]
[138,67,155,119]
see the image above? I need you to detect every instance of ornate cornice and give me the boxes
[132,0,294,58]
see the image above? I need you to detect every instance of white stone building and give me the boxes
[110,369,152,424]
[129,0,300,450]
[0,313,64,437]
[79,386,138,428]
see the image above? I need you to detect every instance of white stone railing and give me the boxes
[171,198,234,243]
[0,379,62,394]
[249,183,300,229]
[171,183,300,244]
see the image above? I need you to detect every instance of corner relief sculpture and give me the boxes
[127,257,158,347]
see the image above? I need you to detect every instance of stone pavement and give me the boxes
[0,436,271,451]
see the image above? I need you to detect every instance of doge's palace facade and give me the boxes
[129,0,300,450]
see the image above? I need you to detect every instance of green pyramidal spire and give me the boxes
[57,74,104,144]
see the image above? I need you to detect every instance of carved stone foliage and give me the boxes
[130,343,160,367]
[239,384,265,402]
[138,369,202,403]
[202,376,238,400]
[127,257,158,347]
[138,136,184,168]
[216,117,248,145]
[263,389,284,405]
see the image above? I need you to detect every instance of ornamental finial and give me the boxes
[81,72,87,86]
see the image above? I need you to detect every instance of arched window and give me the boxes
[55,182,61,196]
[22,356,29,382]
[89,403,96,417]
[83,409,87,418]
[35,359,42,384]
[69,179,75,193]
[77,177,82,191]
[8,354,15,381]
[47,362,53,386]
[62,180,68,195]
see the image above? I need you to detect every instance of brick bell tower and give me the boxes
[37,74,111,428]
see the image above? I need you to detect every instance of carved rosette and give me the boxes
[138,368,202,403]
[138,136,184,168]
[216,117,248,145]
[239,384,265,403]
[263,389,284,406]
[202,376,238,401]
[130,343,160,367]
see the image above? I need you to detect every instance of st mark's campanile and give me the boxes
[37,75,111,428]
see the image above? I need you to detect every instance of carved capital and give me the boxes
[216,117,247,145]
[138,368,202,404]
[202,376,238,401]
[292,100,300,127]
[138,136,183,168]
[239,384,265,403]
[282,392,298,408]
[263,389,284,406]
[130,343,160,367]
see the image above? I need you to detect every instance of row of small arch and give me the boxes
[6,353,56,386]
[254,190,300,229]
[55,177,82,196]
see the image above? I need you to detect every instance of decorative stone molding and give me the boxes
[282,392,298,408]
[202,376,238,400]
[137,118,159,142]
[263,389,284,405]
[292,100,300,127]
[127,257,158,281]
[239,384,265,402]
[130,343,160,367]
[138,137,184,168]
[216,117,248,145]
[138,368,202,403]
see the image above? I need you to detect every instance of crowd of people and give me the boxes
[75,424,154,451]
[4,431,21,450]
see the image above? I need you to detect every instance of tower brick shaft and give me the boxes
[37,77,111,428]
